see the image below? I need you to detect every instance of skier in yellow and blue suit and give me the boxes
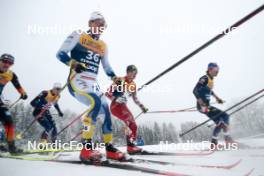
[193,63,234,149]
[56,12,126,162]
[30,83,64,145]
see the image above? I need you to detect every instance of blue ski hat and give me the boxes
[208,62,219,70]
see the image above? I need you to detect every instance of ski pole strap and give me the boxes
[180,88,264,137]
[137,4,264,92]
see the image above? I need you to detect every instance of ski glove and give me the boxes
[216,98,224,104]
[58,111,64,117]
[74,63,86,73]
[20,93,28,100]
[140,105,148,113]
[112,76,123,85]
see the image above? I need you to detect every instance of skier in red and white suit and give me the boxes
[106,65,148,154]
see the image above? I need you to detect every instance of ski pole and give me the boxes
[147,102,222,114]
[9,97,21,108]
[229,93,264,117]
[179,88,264,137]
[147,109,196,114]
[135,106,197,121]
[137,4,264,92]
[69,131,82,142]
[16,104,52,139]
[135,111,145,120]
[55,109,89,138]
[207,94,264,128]
[16,74,76,139]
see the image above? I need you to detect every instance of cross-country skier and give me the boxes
[193,63,234,149]
[0,53,28,154]
[106,65,148,154]
[56,12,126,162]
[30,83,64,145]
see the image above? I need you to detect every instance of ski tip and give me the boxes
[162,172,190,176]
[244,168,255,176]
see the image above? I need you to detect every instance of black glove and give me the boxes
[74,63,86,73]
[216,98,224,104]
[140,105,148,113]
[20,93,28,100]
[58,111,64,117]
[112,76,123,85]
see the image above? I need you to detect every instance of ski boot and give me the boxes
[224,135,241,149]
[127,138,143,154]
[224,135,236,144]
[0,144,8,152]
[8,141,23,155]
[105,143,126,161]
[80,139,102,164]
[210,138,221,150]
[39,138,48,150]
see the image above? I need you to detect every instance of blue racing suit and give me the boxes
[193,74,230,141]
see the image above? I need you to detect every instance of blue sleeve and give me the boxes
[101,47,116,78]
[56,31,80,66]
[193,76,208,99]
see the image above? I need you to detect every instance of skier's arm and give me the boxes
[54,102,63,117]
[56,31,80,66]
[132,92,148,113]
[193,76,208,106]
[212,91,224,104]
[11,73,27,99]
[101,48,116,79]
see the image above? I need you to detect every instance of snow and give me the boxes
[0,137,264,176]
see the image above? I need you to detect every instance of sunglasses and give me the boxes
[55,88,62,91]
[91,19,107,28]
[2,59,14,65]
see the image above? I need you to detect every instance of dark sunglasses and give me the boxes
[2,59,14,65]
[55,88,62,91]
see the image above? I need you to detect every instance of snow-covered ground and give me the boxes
[1,137,264,176]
